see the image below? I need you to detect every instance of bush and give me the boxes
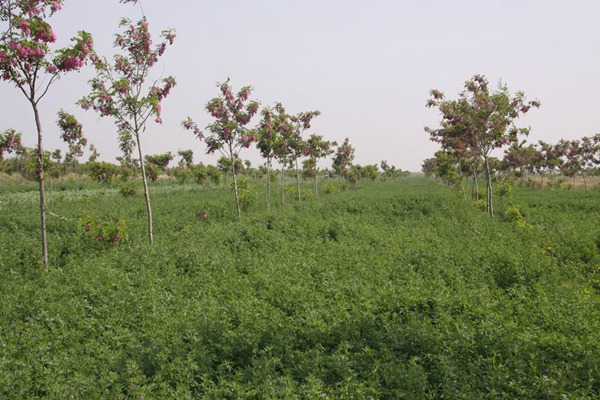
[234,175,256,211]
[77,212,128,248]
[119,182,137,197]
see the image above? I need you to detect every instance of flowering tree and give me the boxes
[501,140,539,178]
[288,110,320,202]
[305,133,334,197]
[177,149,193,169]
[0,0,93,270]
[556,137,599,192]
[57,110,86,193]
[0,128,22,161]
[255,102,292,208]
[332,137,355,179]
[79,17,176,245]
[426,75,540,217]
[183,79,259,221]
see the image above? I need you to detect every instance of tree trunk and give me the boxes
[280,160,285,207]
[136,133,154,244]
[32,102,49,271]
[75,161,80,200]
[266,157,271,210]
[231,153,241,222]
[295,157,301,202]
[472,162,479,201]
[484,155,494,217]
[314,173,319,198]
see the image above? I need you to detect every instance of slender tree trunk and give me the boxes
[295,157,301,202]
[314,173,318,198]
[75,162,80,200]
[280,160,286,207]
[457,164,466,201]
[582,172,588,193]
[231,152,241,222]
[266,157,271,210]
[484,155,494,217]
[136,133,153,244]
[472,162,479,201]
[32,102,49,271]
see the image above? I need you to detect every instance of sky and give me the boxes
[1,0,599,172]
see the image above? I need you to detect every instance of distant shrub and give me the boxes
[119,182,137,197]
[284,184,315,201]
[547,178,572,191]
[323,180,348,195]
[497,178,513,198]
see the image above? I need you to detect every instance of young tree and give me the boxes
[57,110,87,193]
[1,0,93,269]
[332,137,355,180]
[144,151,173,181]
[288,110,320,202]
[87,143,99,163]
[305,133,334,196]
[426,75,540,217]
[183,79,259,221]
[79,17,176,244]
[0,128,22,161]
[502,140,538,178]
[256,103,285,209]
[177,149,194,169]
[256,102,295,207]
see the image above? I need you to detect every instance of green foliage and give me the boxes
[497,177,513,197]
[118,182,138,197]
[88,161,120,184]
[77,212,128,248]
[284,183,314,201]
[1,178,599,398]
[233,175,256,211]
[502,205,531,229]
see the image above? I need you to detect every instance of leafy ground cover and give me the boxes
[1,177,599,398]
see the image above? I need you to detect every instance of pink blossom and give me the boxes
[19,21,31,36]
[50,1,63,12]
[155,117,162,124]
[58,56,84,71]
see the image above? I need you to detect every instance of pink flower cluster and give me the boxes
[58,56,84,71]
[8,41,44,61]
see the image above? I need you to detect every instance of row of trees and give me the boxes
[1,138,406,191]
[1,0,408,269]
[501,136,599,189]
[423,134,600,188]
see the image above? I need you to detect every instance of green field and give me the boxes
[1,177,599,398]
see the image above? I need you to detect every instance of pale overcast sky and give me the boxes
[1,0,599,171]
